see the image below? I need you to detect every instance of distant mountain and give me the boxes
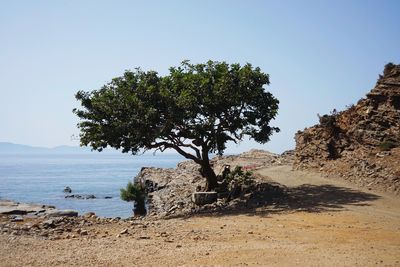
[0,142,181,155]
[0,142,102,154]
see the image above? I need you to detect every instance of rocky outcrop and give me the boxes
[0,200,77,217]
[0,200,55,215]
[135,150,288,218]
[294,63,400,194]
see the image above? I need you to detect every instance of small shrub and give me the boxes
[120,182,147,215]
[318,114,336,128]
[225,166,255,189]
[120,181,146,202]
[318,109,340,135]
[379,140,396,151]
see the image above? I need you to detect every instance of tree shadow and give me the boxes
[166,183,381,219]
[272,184,381,213]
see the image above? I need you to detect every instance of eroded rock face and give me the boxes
[294,63,400,194]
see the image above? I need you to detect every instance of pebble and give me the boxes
[80,229,88,235]
[120,228,129,235]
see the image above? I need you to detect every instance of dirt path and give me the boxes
[257,165,400,218]
[1,165,399,266]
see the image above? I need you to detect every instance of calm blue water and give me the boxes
[0,153,181,218]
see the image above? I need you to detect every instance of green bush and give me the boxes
[379,140,396,151]
[121,181,147,215]
[120,182,146,203]
[225,166,254,188]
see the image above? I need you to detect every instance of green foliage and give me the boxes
[120,182,146,203]
[379,140,396,151]
[74,60,279,190]
[225,166,255,188]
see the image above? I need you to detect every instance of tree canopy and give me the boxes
[74,60,279,190]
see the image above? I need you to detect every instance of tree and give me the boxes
[73,60,279,191]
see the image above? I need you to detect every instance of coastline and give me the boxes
[1,163,399,266]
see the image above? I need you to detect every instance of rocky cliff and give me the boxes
[294,63,400,194]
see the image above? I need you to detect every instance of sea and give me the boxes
[0,153,182,218]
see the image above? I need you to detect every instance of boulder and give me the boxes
[63,186,72,193]
[192,192,218,205]
[46,210,78,218]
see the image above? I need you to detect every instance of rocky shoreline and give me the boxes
[0,199,150,241]
[2,164,399,267]
[0,150,295,241]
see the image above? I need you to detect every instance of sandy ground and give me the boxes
[1,165,399,266]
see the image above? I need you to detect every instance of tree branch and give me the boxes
[148,140,202,164]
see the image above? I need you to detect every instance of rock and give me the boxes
[80,229,88,235]
[0,200,46,215]
[42,205,56,209]
[84,212,96,218]
[120,228,129,235]
[192,192,218,205]
[42,219,55,228]
[160,232,169,237]
[46,210,78,218]
[63,186,72,193]
[168,205,178,213]
[10,215,24,222]
[39,232,49,237]
[65,194,96,199]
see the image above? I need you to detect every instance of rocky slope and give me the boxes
[294,63,400,194]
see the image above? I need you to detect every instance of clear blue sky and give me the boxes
[0,0,399,154]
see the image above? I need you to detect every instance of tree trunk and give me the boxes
[200,161,218,191]
[172,144,218,191]
[133,199,147,216]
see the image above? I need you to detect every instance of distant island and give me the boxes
[0,142,97,154]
